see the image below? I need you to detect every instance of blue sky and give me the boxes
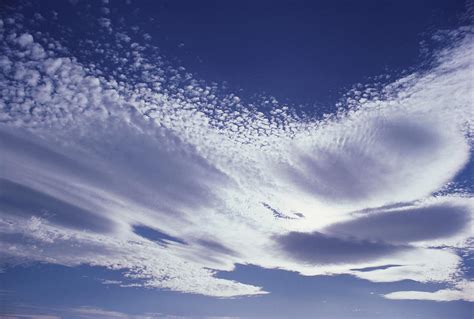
[0,1,473,318]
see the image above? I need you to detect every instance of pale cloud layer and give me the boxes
[0,6,473,303]
[0,305,172,319]
[384,280,474,302]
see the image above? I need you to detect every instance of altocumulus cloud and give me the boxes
[0,4,473,302]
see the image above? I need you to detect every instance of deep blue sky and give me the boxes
[137,0,467,106]
[0,1,473,318]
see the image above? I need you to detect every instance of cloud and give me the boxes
[324,201,472,244]
[347,248,462,283]
[133,225,187,246]
[196,239,239,257]
[275,231,408,265]
[71,306,139,318]
[274,99,470,211]
[384,280,474,302]
[0,306,174,319]
[0,178,115,233]
[0,214,267,297]
[0,315,60,319]
[0,7,472,300]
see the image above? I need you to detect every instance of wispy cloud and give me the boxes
[0,315,60,319]
[0,305,182,319]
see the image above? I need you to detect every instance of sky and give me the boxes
[0,0,473,318]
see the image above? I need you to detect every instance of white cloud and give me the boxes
[15,33,33,47]
[384,280,474,302]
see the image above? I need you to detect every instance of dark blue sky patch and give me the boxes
[119,0,467,109]
[351,264,403,272]
[262,202,300,220]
